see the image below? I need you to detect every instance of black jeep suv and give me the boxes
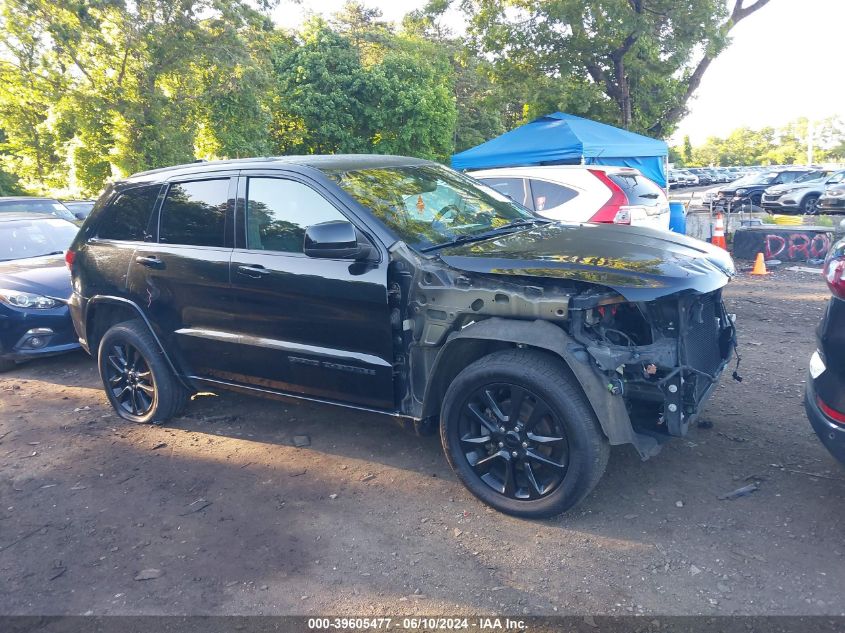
[67,155,738,517]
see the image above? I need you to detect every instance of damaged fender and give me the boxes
[423,317,662,459]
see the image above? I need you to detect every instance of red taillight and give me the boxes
[65,249,76,271]
[823,257,845,299]
[587,169,630,224]
[817,396,845,425]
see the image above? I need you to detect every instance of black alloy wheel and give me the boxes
[104,342,156,417]
[458,383,569,500]
[441,349,609,518]
[97,319,189,424]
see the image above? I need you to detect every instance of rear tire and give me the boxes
[440,349,609,518]
[97,319,188,424]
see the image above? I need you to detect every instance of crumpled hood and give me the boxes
[0,254,72,300]
[436,222,736,302]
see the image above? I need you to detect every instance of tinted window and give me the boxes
[0,199,76,222]
[479,177,532,209]
[528,180,578,211]
[97,186,160,241]
[608,174,664,207]
[246,178,346,253]
[159,179,229,247]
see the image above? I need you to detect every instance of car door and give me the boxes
[126,175,236,379]
[226,172,395,410]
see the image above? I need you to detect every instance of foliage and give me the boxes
[268,14,456,161]
[672,117,845,166]
[0,0,774,197]
[0,0,276,195]
[457,0,771,137]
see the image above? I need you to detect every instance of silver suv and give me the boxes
[762,169,845,215]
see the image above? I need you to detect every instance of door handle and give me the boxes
[237,264,271,278]
[135,255,164,269]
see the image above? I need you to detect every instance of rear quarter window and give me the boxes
[478,177,533,209]
[527,179,578,211]
[608,174,664,207]
[97,185,161,241]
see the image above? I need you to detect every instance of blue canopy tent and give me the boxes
[451,112,669,187]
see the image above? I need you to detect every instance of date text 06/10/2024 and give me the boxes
[307,617,528,630]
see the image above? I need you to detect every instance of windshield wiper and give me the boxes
[421,219,545,253]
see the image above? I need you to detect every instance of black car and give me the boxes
[62,200,97,220]
[805,238,845,464]
[817,183,845,214]
[715,168,815,211]
[0,197,78,223]
[67,155,738,518]
[0,213,81,371]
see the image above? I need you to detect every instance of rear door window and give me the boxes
[97,185,161,241]
[527,179,578,211]
[478,177,533,210]
[159,179,230,247]
[608,174,664,207]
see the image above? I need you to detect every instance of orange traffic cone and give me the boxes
[751,252,768,275]
[711,212,727,250]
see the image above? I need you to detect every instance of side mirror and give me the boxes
[304,220,372,260]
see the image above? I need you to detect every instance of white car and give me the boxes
[762,169,845,215]
[674,170,700,186]
[469,165,671,231]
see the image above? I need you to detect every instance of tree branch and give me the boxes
[648,0,772,136]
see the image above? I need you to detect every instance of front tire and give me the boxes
[98,319,188,424]
[440,349,609,518]
[801,194,820,215]
[0,358,17,372]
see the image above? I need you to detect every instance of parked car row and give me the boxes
[701,166,845,214]
[668,167,736,188]
[761,169,845,214]
[1,154,841,519]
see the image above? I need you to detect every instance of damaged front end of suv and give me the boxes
[387,222,738,461]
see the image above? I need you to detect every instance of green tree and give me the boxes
[269,13,457,161]
[456,0,772,138]
[682,135,693,165]
[0,0,276,195]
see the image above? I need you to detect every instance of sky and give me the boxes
[273,0,845,145]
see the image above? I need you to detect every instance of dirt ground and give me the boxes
[1,267,843,617]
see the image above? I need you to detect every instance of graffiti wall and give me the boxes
[732,227,833,262]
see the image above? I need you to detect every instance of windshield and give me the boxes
[0,218,79,261]
[325,164,537,251]
[0,199,76,222]
[748,172,778,185]
[793,170,830,184]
